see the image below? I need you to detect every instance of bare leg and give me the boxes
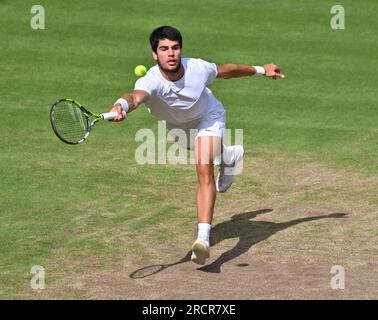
[190,136,222,264]
[195,136,222,224]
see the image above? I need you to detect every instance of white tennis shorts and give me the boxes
[166,107,226,151]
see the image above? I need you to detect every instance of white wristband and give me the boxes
[253,66,265,75]
[114,98,129,113]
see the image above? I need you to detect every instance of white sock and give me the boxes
[222,145,236,165]
[197,223,211,247]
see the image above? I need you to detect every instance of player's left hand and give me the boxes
[263,64,285,79]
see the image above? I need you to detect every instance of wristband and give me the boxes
[253,66,265,75]
[114,98,129,113]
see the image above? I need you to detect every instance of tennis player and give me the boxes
[110,26,285,265]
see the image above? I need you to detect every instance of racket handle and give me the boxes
[101,111,118,120]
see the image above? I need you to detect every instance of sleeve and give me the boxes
[134,74,160,96]
[196,58,218,86]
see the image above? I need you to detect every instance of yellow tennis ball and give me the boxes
[134,65,147,77]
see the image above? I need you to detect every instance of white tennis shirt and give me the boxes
[134,58,224,125]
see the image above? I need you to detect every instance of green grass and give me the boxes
[0,0,377,298]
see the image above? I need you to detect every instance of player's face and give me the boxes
[153,38,182,73]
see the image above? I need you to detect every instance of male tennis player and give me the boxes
[110,26,284,265]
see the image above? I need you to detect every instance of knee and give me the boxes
[196,164,214,185]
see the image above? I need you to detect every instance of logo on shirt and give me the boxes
[171,87,184,94]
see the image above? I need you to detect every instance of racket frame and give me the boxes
[50,98,111,145]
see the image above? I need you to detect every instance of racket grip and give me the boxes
[101,111,118,120]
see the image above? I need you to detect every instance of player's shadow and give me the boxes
[129,209,348,278]
[198,209,348,273]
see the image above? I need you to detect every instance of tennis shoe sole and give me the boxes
[191,239,210,265]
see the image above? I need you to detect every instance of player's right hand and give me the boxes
[110,103,127,121]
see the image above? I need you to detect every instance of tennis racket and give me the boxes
[50,98,118,145]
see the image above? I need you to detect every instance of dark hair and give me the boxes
[149,26,182,53]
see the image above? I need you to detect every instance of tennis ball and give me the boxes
[134,65,147,77]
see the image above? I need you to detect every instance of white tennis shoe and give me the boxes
[191,239,210,265]
[216,145,244,193]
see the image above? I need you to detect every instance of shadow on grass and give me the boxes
[129,209,348,278]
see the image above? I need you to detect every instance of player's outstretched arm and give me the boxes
[216,63,285,80]
[110,90,150,122]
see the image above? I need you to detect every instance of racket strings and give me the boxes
[52,102,89,143]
